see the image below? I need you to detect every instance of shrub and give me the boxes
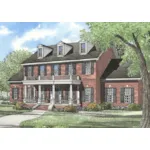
[86,102,100,111]
[64,105,77,112]
[100,102,112,110]
[127,103,142,111]
[13,102,31,110]
[1,101,10,105]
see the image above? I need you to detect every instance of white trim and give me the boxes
[79,42,87,55]
[105,78,141,81]
[21,58,97,66]
[8,81,22,83]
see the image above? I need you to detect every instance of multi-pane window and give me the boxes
[82,62,94,75]
[58,46,63,55]
[66,63,76,75]
[27,66,32,76]
[40,65,45,76]
[82,87,94,102]
[105,88,116,102]
[81,43,86,53]
[54,64,59,76]
[120,87,134,103]
[12,88,19,100]
[38,48,43,57]
[68,63,73,75]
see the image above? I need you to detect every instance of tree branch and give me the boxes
[132,33,141,50]
[115,34,137,49]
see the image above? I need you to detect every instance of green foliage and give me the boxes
[13,101,31,110]
[0,50,32,91]
[1,101,10,105]
[127,104,142,111]
[64,105,77,112]
[80,22,150,77]
[100,102,112,110]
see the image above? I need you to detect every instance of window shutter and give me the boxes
[12,88,14,99]
[25,67,27,76]
[59,64,61,75]
[131,88,134,103]
[82,63,86,74]
[51,65,54,75]
[17,88,19,99]
[91,62,94,74]
[105,88,107,102]
[38,65,40,75]
[73,63,76,75]
[120,88,125,103]
[91,88,94,102]
[44,65,47,76]
[113,88,117,103]
[65,64,69,75]
[81,89,85,102]
[31,66,34,76]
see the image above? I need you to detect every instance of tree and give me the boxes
[80,22,150,128]
[0,50,32,92]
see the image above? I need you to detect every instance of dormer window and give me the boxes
[81,43,86,53]
[38,48,43,58]
[58,46,63,55]
[80,42,87,54]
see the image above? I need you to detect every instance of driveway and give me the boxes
[0,110,46,128]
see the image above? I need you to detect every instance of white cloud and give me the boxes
[0,26,13,35]
[12,22,87,50]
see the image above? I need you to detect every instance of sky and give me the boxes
[0,22,88,61]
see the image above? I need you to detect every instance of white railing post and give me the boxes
[38,75,40,80]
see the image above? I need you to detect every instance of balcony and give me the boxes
[23,75,81,85]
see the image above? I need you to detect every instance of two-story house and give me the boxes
[8,41,143,110]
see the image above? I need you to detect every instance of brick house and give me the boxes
[8,41,143,110]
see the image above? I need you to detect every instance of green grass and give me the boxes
[0,105,30,117]
[20,110,142,128]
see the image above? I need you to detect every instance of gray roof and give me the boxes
[8,68,23,81]
[22,42,101,64]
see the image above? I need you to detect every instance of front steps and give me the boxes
[35,105,49,110]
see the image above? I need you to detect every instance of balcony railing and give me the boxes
[24,75,80,81]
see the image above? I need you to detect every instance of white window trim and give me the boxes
[80,42,87,55]
[38,47,44,59]
[57,44,64,57]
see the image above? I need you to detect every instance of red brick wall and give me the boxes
[10,84,24,102]
[105,81,141,106]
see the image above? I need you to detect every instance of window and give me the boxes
[40,65,45,76]
[120,87,134,103]
[12,88,19,100]
[105,88,116,102]
[27,66,32,76]
[81,43,86,53]
[82,62,94,75]
[82,87,94,102]
[58,46,63,55]
[38,48,43,57]
[54,64,59,76]
[66,63,76,75]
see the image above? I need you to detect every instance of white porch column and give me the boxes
[23,85,27,103]
[52,84,55,104]
[77,85,80,104]
[33,86,36,101]
[38,85,41,103]
[69,84,73,105]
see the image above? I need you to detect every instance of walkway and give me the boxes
[0,110,46,128]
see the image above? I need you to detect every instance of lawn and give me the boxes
[0,105,30,117]
[20,110,142,128]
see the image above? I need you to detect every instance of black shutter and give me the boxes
[25,66,27,76]
[105,88,108,102]
[44,65,47,76]
[51,65,54,75]
[73,63,76,75]
[17,88,19,99]
[120,88,125,103]
[82,62,86,74]
[31,66,34,76]
[59,64,61,75]
[65,64,69,75]
[81,89,85,102]
[113,88,117,103]
[91,88,94,102]
[12,88,14,99]
[91,62,94,74]
[131,88,134,103]
[38,65,40,75]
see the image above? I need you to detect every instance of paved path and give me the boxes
[0,110,46,128]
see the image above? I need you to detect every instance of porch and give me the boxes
[23,85,80,105]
